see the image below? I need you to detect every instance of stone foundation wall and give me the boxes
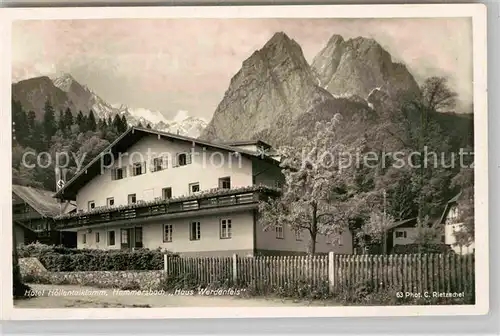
[19,257,47,277]
[19,257,166,290]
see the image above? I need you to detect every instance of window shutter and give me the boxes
[172,153,178,168]
[162,156,168,169]
[142,161,146,173]
[186,152,192,164]
[150,158,155,172]
[123,166,127,178]
[111,169,115,181]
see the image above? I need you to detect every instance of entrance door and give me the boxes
[121,227,143,250]
[134,227,143,249]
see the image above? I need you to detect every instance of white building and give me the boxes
[388,193,474,255]
[389,217,444,251]
[54,127,353,256]
[440,192,475,255]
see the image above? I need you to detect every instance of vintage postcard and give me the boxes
[0,4,488,320]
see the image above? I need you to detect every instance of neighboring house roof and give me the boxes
[439,192,462,224]
[388,217,438,230]
[12,184,76,218]
[54,126,280,200]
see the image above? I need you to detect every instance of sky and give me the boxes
[12,18,473,120]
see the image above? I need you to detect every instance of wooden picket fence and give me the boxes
[164,252,475,294]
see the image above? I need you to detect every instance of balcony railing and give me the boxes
[54,185,280,229]
[13,212,43,222]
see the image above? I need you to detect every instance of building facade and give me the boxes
[12,184,76,247]
[387,193,475,255]
[54,127,353,256]
[441,193,474,255]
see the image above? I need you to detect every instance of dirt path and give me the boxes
[14,284,328,308]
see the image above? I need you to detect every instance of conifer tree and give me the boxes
[57,109,66,132]
[120,115,128,133]
[112,114,120,133]
[63,107,73,128]
[87,110,97,132]
[42,99,57,141]
[76,111,86,131]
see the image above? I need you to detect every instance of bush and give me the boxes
[19,243,177,271]
[392,244,454,254]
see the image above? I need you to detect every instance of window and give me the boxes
[175,152,192,167]
[121,229,129,244]
[189,182,200,195]
[162,187,172,200]
[276,225,284,239]
[128,194,136,204]
[163,224,173,242]
[152,157,165,172]
[88,201,95,211]
[395,231,407,238]
[82,233,87,244]
[108,231,115,246]
[220,219,232,239]
[112,167,125,180]
[219,177,231,189]
[295,230,302,241]
[190,221,201,240]
[95,232,100,243]
[132,162,145,176]
[441,235,445,243]
[107,197,114,206]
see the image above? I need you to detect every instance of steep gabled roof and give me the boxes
[12,184,75,218]
[439,192,462,224]
[54,126,280,200]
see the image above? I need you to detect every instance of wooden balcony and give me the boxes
[13,212,43,222]
[54,185,280,230]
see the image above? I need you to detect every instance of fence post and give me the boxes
[232,253,238,285]
[163,253,168,273]
[328,251,335,293]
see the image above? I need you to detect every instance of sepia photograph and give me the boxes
[0,4,488,319]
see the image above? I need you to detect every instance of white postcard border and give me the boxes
[0,3,488,320]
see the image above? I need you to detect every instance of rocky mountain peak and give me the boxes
[312,34,420,101]
[327,34,345,46]
[52,73,79,92]
[199,32,334,145]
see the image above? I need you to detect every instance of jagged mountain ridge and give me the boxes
[199,32,393,146]
[200,32,338,145]
[200,31,470,150]
[12,74,207,137]
[311,35,421,101]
